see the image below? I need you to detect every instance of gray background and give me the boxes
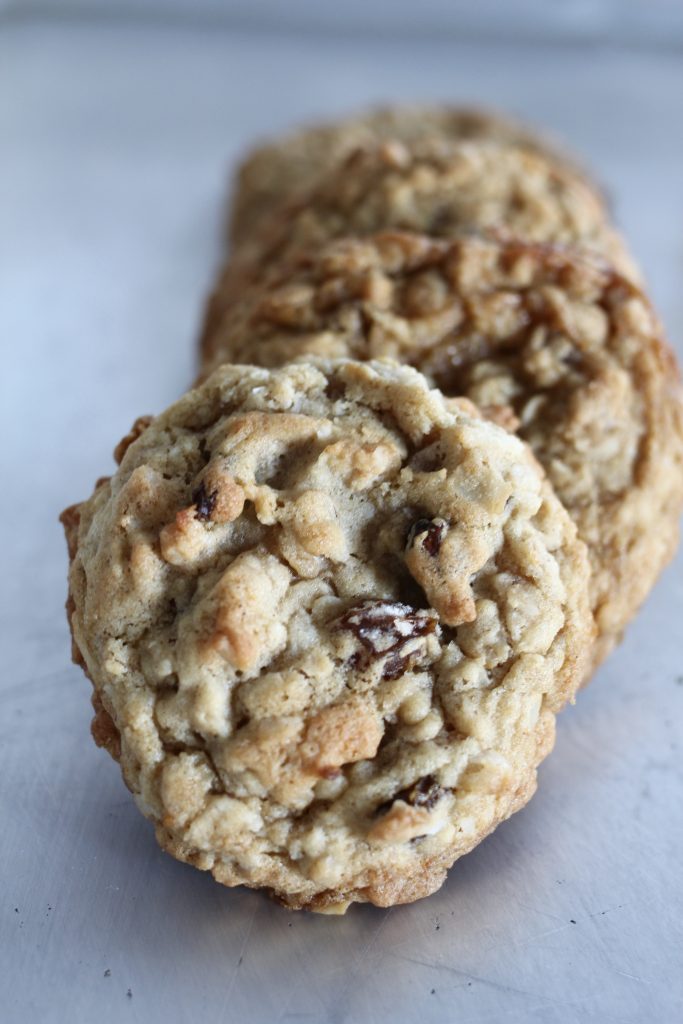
[1,6,682,1023]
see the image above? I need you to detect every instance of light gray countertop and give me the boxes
[1,18,682,1024]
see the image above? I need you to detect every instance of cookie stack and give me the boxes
[62,106,683,913]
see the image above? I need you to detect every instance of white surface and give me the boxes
[1,18,683,1024]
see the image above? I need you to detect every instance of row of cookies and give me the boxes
[62,107,683,913]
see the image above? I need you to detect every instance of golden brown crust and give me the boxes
[230,104,597,245]
[113,415,154,465]
[207,138,633,362]
[199,233,683,667]
[59,503,82,562]
[62,359,592,910]
[90,691,122,761]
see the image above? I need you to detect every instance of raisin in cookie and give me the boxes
[230,104,592,245]
[199,235,683,667]
[204,138,634,361]
[62,359,592,912]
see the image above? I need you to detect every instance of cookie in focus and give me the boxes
[61,359,592,911]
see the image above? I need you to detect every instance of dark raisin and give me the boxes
[336,599,439,679]
[382,652,409,681]
[401,775,444,811]
[428,205,454,235]
[192,482,218,522]
[406,517,447,557]
[197,436,211,465]
[337,600,438,652]
[375,775,444,818]
[324,376,347,402]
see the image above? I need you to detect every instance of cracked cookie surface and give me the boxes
[208,139,632,347]
[200,235,683,666]
[230,104,593,245]
[62,359,592,911]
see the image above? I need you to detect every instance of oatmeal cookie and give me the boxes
[199,235,683,666]
[204,139,634,360]
[62,359,592,911]
[230,104,594,245]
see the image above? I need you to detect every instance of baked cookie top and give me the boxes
[230,104,590,244]
[206,139,634,363]
[63,359,592,911]
[214,139,632,331]
[200,235,683,665]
